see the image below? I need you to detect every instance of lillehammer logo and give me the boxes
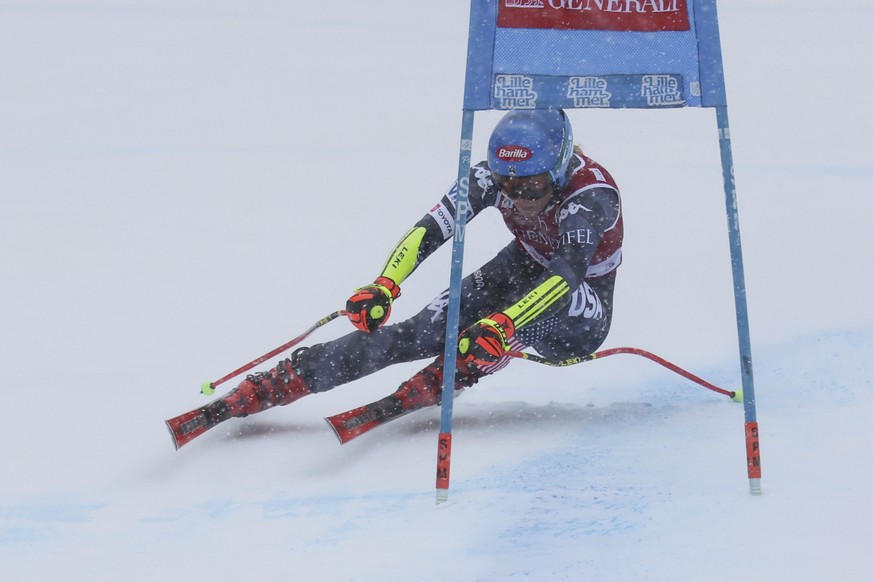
[494,75,538,109]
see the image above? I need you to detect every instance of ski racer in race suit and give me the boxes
[198,109,623,429]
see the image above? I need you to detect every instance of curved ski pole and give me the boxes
[201,310,347,395]
[506,347,739,401]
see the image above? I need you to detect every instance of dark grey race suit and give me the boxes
[296,151,623,393]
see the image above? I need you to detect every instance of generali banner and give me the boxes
[463,0,726,110]
[497,0,690,32]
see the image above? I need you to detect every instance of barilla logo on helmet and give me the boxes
[496,145,533,161]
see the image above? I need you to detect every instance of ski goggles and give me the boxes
[492,172,554,201]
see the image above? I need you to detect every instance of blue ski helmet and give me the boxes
[487,109,574,187]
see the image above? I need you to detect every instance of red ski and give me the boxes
[325,393,413,444]
[165,397,235,450]
[326,386,464,444]
[166,407,216,450]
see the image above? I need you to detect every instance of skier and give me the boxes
[167,108,623,448]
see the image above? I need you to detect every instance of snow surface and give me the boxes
[2,1,873,580]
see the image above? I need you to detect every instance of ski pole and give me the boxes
[506,347,740,401]
[201,310,347,395]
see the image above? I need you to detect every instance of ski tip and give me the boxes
[324,416,350,445]
[165,419,183,450]
[165,408,211,450]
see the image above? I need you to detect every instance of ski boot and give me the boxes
[326,356,484,443]
[166,356,311,449]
